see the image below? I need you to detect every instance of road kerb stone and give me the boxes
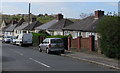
[61,54,120,70]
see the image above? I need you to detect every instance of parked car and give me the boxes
[2,36,12,43]
[15,33,33,46]
[10,36,17,45]
[39,38,65,54]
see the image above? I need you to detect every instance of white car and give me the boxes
[3,36,12,43]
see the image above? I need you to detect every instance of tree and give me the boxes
[97,16,120,59]
[80,13,93,19]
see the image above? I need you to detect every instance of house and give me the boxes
[63,10,104,40]
[35,19,58,34]
[0,20,7,30]
[48,18,74,35]
[0,20,8,36]
[23,17,43,33]
[14,17,42,36]
[35,13,64,34]
[4,18,24,37]
[36,13,74,36]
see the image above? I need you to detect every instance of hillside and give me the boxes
[0,14,80,26]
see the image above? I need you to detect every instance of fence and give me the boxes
[68,35,95,51]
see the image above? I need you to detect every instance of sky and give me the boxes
[1,2,119,19]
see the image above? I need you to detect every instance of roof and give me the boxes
[5,24,17,32]
[48,19,74,31]
[63,16,102,32]
[16,18,24,27]
[35,19,58,30]
[2,24,11,32]
[23,21,43,30]
[15,22,28,30]
[3,18,24,32]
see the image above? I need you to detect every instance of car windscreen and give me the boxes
[51,39,63,43]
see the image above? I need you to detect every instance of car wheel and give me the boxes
[61,50,65,54]
[39,47,42,52]
[46,49,50,54]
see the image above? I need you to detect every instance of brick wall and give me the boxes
[68,35,95,51]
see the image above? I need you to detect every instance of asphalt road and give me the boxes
[2,43,117,71]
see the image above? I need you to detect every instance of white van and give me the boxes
[15,33,33,46]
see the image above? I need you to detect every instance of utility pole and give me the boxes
[28,3,31,25]
[28,3,31,33]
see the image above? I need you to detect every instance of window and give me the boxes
[51,39,63,43]
[23,31,27,33]
[43,39,49,44]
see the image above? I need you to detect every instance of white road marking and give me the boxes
[29,58,50,68]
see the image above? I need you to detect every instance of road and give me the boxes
[2,43,118,71]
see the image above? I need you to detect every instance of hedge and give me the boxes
[97,16,120,59]
[32,33,47,46]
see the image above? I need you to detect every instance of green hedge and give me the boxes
[46,35,69,38]
[32,33,47,46]
[97,16,120,59]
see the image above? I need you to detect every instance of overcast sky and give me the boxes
[1,2,119,19]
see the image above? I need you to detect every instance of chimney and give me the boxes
[31,17,36,22]
[12,18,18,24]
[95,10,104,19]
[56,13,63,21]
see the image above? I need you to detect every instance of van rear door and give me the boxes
[22,33,32,44]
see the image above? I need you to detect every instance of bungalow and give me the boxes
[35,14,64,35]
[48,18,74,35]
[63,10,104,40]
[4,18,24,37]
[14,17,42,36]
[37,13,74,36]
[35,19,58,34]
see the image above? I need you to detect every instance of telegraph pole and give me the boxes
[28,3,31,25]
[28,3,31,33]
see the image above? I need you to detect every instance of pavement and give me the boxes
[61,50,120,70]
[31,46,120,70]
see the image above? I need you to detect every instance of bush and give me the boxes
[97,16,120,59]
[32,33,47,46]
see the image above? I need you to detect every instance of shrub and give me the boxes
[32,33,47,46]
[97,16,120,59]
